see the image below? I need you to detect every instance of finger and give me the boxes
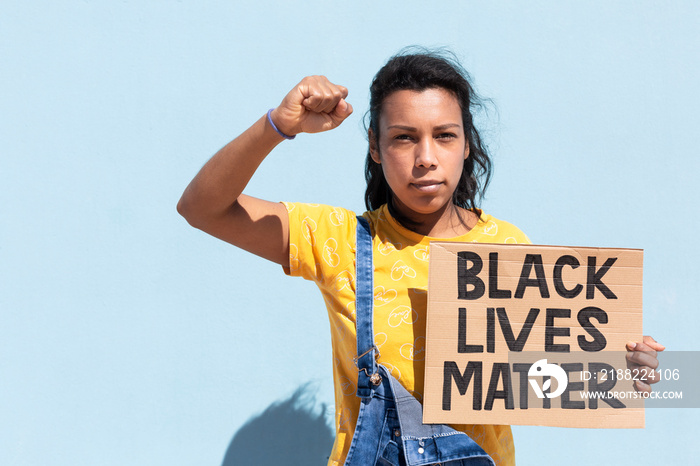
[625,362,661,385]
[318,85,347,114]
[300,76,341,114]
[329,99,353,124]
[315,79,347,114]
[633,379,652,394]
[316,100,353,133]
[297,76,326,112]
[643,335,666,351]
[640,366,661,384]
[301,86,329,113]
[303,91,340,114]
[626,340,658,358]
[626,347,659,369]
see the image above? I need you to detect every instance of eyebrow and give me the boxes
[386,123,462,131]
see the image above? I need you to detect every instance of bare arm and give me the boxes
[177,76,353,266]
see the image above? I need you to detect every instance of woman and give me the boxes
[178,50,663,466]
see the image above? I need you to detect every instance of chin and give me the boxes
[398,199,453,218]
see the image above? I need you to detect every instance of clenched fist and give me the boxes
[270,75,353,137]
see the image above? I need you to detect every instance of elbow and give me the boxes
[176,199,187,220]
[177,194,229,231]
[176,196,188,218]
[177,195,202,228]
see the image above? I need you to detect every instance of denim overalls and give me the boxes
[344,217,495,466]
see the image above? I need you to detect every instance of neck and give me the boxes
[390,201,477,237]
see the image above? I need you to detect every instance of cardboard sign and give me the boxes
[424,243,644,428]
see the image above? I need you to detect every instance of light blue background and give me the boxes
[2,1,698,464]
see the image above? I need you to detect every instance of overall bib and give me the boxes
[343,217,496,466]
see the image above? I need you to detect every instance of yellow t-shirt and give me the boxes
[284,202,531,466]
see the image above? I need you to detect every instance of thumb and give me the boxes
[329,99,353,125]
[643,335,666,351]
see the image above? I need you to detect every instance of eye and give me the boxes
[394,134,413,141]
[436,132,457,139]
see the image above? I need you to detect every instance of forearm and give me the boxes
[177,75,351,245]
[177,113,284,226]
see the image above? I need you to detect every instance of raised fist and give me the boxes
[270,75,353,137]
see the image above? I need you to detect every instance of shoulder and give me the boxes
[473,212,531,245]
[358,205,387,234]
[283,202,358,235]
[283,203,360,282]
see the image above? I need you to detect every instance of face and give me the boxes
[370,87,469,220]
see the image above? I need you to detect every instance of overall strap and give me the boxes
[355,216,379,398]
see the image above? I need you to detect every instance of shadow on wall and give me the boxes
[222,383,335,465]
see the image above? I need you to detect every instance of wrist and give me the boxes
[267,108,296,140]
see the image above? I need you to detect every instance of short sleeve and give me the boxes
[282,202,358,286]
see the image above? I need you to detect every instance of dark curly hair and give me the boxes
[364,48,493,225]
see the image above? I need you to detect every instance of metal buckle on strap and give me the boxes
[357,367,383,386]
[354,346,383,386]
[353,345,381,367]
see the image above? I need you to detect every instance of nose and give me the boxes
[414,139,438,168]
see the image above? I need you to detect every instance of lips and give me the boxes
[410,180,443,193]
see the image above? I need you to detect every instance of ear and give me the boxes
[464,141,470,160]
[368,129,381,164]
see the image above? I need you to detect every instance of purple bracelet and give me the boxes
[267,108,295,140]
